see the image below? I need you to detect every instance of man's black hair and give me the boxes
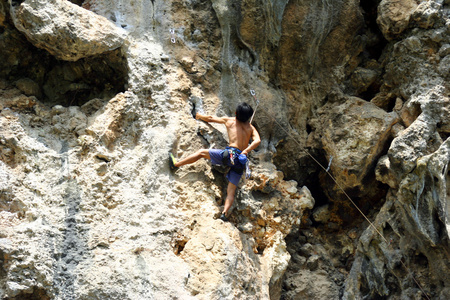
[235,102,254,123]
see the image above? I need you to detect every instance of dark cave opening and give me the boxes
[385,95,397,112]
[41,50,128,107]
[6,287,50,300]
[273,144,330,209]
[351,0,387,101]
[359,81,382,101]
[69,0,84,5]
[11,0,25,7]
[306,123,312,134]
[330,146,391,228]
[412,252,429,269]
[438,125,450,140]
[360,0,388,61]
[0,13,127,108]
[173,239,188,255]
[272,140,388,229]
[305,167,330,209]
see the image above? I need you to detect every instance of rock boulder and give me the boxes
[10,0,126,61]
[319,97,398,189]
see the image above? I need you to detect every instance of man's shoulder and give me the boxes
[224,116,235,124]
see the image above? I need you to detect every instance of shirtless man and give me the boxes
[169,103,261,221]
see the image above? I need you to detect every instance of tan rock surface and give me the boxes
[377,0,419,40]
[319,97,398,189]
[0,0,449,299]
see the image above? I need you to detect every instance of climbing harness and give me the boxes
[170,29,176,44]
[221,147,251,179]
[247,90,431,300]
[223,146,240,166]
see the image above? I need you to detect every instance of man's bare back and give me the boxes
[196,114,260,155]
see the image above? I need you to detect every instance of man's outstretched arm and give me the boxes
[242,126,261,155]
[196,113,227,124]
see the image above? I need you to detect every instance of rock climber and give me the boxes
[169,102,261,222]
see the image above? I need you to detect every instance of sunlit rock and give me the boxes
[320,97,398,189]
[0,0,449,299]
[10,0,126,61]
[377,0,418,40]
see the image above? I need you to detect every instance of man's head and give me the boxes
[235,102,254,123]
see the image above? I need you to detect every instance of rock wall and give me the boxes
[0,0,449,299]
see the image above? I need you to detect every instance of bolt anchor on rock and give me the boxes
[170,28,176,44]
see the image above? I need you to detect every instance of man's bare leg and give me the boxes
[175,149,210,167]
[222,182,238,217]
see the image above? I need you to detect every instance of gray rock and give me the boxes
[15,78,41,98]
[6,281,32,297]
[438,55,450,78]
[306,255,320,271]
[298,243,315,257]
[377,0,418,40]
[10,0,126,61]
[0,0,449,299]
[312,204,331,223]
[319,97,398,189]
[438,44,450,57]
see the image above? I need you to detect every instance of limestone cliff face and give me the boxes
[0,0,449,299]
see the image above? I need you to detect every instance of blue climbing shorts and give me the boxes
[209,148,244,186]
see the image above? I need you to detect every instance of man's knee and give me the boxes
[198,149,209,158]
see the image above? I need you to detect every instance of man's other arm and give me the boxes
[242,126,261,155]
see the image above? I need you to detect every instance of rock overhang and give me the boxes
[0,0,129,108]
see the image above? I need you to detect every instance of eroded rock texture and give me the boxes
[0,0,449,299]
[10,0,126,61]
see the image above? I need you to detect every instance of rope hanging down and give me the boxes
[248,89,431,300]
[249,89,260,124]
